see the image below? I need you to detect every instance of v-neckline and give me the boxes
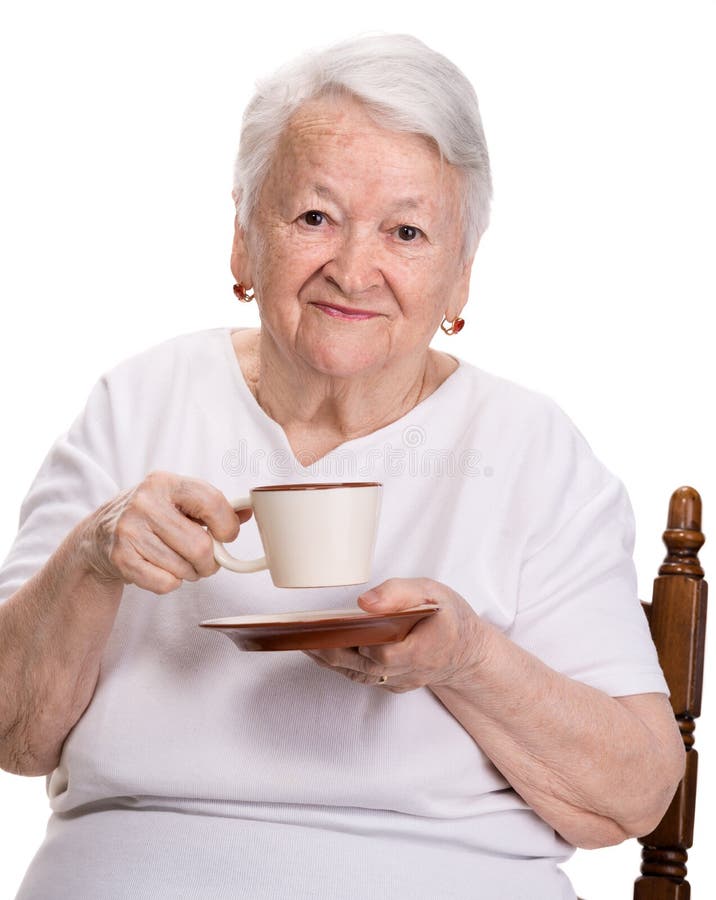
[221,326,467,472]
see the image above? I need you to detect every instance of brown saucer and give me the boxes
[199,603,439,651]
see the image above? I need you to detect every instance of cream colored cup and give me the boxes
[211,482,382,588]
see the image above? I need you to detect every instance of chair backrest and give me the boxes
[633,486,708,900]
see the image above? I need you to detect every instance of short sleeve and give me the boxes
[507,407,669,699]
[0,375,120,606]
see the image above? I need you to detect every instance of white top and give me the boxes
[0,327,668,900]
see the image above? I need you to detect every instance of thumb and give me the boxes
[357,588,386,611]
[357,578,434,613]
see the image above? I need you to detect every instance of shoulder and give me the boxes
[453,357,620,503]
[69,327,237,486]
[455,356,586,443]
[80,326,234,442]
[99,327,230,387]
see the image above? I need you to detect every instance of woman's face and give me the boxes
[231,94,475,378]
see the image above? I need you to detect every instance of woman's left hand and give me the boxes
[303,577,487,693]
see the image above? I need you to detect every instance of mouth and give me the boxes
[310,302,381,321]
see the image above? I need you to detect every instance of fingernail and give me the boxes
[359,590,380,605]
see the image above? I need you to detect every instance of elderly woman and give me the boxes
[0,33,683,900]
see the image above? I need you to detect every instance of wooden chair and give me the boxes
[633,485,708,899]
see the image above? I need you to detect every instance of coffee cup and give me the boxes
[211,482,382,588]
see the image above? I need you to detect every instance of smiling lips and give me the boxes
[311,302,380,320]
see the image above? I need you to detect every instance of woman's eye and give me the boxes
[397,225,422,242]
[301,210,325,227]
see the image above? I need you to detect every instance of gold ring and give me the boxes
[377,675,388,685]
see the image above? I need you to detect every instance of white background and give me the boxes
[1,1,714,898]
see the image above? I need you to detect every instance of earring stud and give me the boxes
[233,283,255,303]
[440,316,465,335]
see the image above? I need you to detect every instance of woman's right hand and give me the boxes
[79,471,252,594]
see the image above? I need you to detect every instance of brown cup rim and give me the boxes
[251,482,382,492]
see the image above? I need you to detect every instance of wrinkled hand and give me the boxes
[303,577,486,693]
[80,470,253,594]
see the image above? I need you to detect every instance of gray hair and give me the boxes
[233,33,492,261]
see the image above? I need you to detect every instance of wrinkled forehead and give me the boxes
[265,94,461,212]
[276,93,443,170]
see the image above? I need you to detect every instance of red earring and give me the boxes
[233,283,255,303]
[440,316,465,335]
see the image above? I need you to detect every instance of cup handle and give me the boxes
[211,496,268,574]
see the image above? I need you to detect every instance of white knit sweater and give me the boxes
[0,327,668,899]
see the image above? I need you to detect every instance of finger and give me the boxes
[308,647,378,673]
[303,652,378,679]
[172,477,247,543]
[363,600,446,659]
[145,502,222,578]
[357,642,406,665]
[127,529,199,583]
[327,666,414,689]
[356,644,416,676]
[304,651,415,688]
[357,577,442,613]
[304,650,363,669]
[312,646,411,679]
[302,650,332,668]
[113,542,183,595]
[186,507,252,527]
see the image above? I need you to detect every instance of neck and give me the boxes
[238,329,453,444]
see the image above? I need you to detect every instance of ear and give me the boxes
[230,213,254,288]
[445,249,477,321]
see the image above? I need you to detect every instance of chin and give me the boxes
[302,337,385,379]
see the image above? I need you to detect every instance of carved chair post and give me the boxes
[633,487,708,900]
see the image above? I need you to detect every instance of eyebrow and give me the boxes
[311,183,427,214]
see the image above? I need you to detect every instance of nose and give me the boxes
[321,227,383,297]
